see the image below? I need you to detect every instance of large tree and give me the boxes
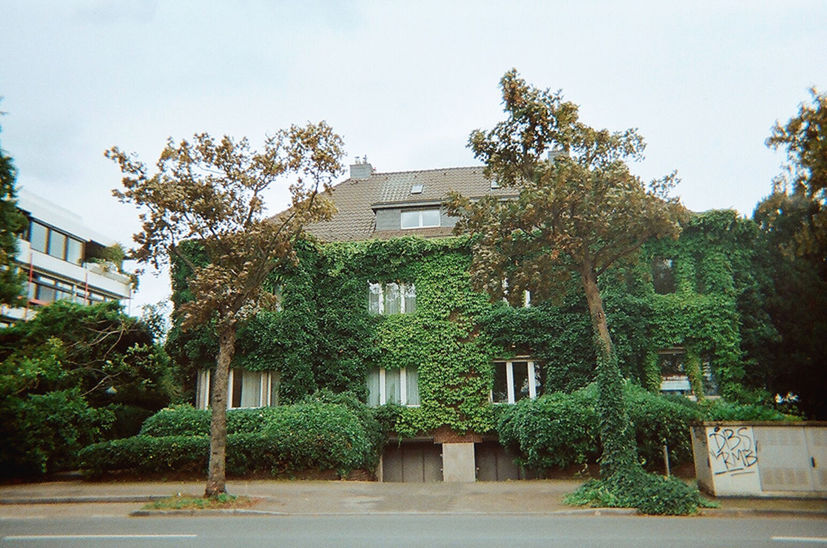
[446,70,686,478]
[0,121,27,305]
[755,88,826,276]
[0,301,174,476]
[107,124,343,495]
[753,89,827,418]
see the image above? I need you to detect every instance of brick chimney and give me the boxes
[349,156,373,180]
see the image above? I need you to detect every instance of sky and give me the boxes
[1,0,825,315]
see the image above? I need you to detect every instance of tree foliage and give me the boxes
[0,301,174,476]
[445,70,686,478]
[0,120,27,305]
[756,88,827,274]
[751,89,827,418]
[108,123,344,495]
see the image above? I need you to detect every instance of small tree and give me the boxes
[0,121,27,305]
[107,123,344,495]
[446,70,686,478]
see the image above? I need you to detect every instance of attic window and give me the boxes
[490,179,501,189]
[410,184,424,194]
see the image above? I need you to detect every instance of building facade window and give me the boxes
[195,368,280,410]
[28,220,84,265]
[27,273,111,306]
[658,348,718,397]
[652,257,676,294]
[366,367,420,406]
[400,209,440,229]
[368,282,416,315]
[492,359,541,404]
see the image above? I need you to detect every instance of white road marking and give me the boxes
[772,537,827,544]
[4,534,197,540]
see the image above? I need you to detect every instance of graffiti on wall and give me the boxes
[708,426,758,476]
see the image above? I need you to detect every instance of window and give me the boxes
[66,238,83,265]
[368,282,416,314]
[27,220,84,264]
[492,359,541,403]
[653,258,676,294]
[195,368,280,410]
[29,222,48,253]
[48,231,66,259]
[400,209,440,229]
[657,348,718,397]
[366,367,420,406]
[410,184,424,194]
[501,279,531,307]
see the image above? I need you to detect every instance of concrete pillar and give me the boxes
[441,442,476,482]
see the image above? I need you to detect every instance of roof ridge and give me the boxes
[372,165,485,176]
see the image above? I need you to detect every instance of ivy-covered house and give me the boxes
[174,160,766,482]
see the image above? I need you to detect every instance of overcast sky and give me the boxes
[1,0,825,314]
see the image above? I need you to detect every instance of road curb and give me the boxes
[0,496,167,505]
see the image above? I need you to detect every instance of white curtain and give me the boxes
[384,283,401,315]
[385,368,401,404]
[240,369,262,407]
[366,368,381,406]
[406,367,420,405]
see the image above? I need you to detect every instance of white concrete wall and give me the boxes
[441,442,476,482]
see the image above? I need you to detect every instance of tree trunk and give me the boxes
[205,324,236,497]
[580,265,639,478]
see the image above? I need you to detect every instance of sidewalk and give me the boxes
[1,479,825,517]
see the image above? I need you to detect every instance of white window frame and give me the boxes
[368,282,416,315]
[195,369,280,410]
[501,279,531,307]
[400,209,441,229]
[369,366,420,407]
[491,359,539,404]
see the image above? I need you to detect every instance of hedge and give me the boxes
[82,399,382,477]
[496,382,788,472]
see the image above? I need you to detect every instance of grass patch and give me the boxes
[144,493,258,510]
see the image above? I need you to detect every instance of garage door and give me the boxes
[475,441,537,481]
[382,441,443,482]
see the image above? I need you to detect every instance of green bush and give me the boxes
[565,468,705,515]
[625,386,701,467]
[139,404,211,436]
[497,389,599,470]
[496,383,704,472]
[0,389,114,477]
[79,435,209,476]
[701,399,793,421]
[84,400,380,476]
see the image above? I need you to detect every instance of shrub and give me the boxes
[565,468,705,515]
[497,389,599,470]
[83,400,379,476]
[496,383,704,472]
[80,435,209,476]
[139,405,211,436]
[625,386,701,468]
[701,399,794,421]
[0,389,114,477]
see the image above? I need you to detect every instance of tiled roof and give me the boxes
[304,165,513,242]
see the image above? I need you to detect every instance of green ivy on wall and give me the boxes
[167,209,777,436]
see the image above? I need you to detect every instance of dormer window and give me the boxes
[401,209,440,229]
[490,179,501,189]
[410,184,424,194]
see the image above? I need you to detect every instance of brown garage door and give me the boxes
[475,441,537,481]
[382,441,443,482]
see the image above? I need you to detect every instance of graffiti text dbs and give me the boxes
[709,426,758,476]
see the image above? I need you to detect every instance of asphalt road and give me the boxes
[2,514,826,548]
